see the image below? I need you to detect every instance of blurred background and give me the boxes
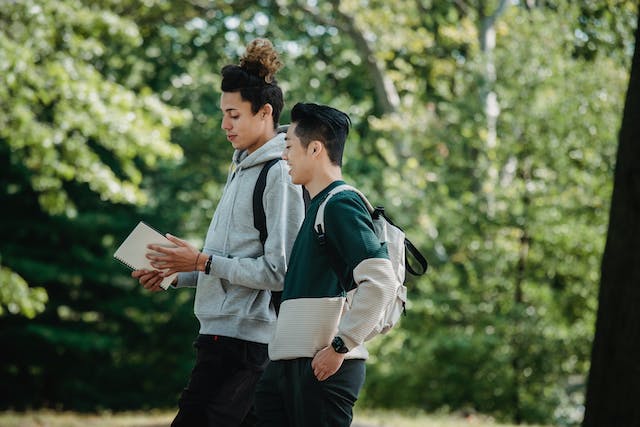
[1,1,637,426]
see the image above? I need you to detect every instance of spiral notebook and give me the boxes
[113,221,178,290]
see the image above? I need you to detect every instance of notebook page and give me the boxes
[113,221,178,289]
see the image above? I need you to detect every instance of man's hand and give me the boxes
[147,234,201,276]
[311,346,346,381]
[132,269,168,292]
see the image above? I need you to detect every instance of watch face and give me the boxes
[332,336,349,354]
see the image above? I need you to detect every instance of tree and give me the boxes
[359,2,633,424]
[0,0,187,318]
[0,0,194,410]
[583,11,640,427]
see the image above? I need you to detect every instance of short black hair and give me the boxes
[290,103,351,166]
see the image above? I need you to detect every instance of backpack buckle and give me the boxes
[316,224,327,246]
[373,206,385,219]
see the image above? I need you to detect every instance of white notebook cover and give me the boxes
[113,221,178,290]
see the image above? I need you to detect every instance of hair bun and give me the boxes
[239,38,283,84]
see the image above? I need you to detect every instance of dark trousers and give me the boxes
[254,358,366,427]
[171,334,269,427]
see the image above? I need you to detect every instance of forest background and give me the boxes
[1,1,638,426]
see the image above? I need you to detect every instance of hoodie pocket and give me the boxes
[193,276,227,315]
[220,285,273,322]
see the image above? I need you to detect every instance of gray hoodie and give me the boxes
[176,133,305,344]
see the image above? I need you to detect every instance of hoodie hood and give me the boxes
[232,132,286,170]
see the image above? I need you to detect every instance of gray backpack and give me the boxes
[314,185,428,340]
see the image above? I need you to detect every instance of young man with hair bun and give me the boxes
[132,39,305,427]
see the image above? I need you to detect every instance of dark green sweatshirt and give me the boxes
[269,180,396,360]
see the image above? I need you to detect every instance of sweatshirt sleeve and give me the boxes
[337,257,396,350]
[174,271,198,288]
[208,162,305,291]
[324,195,396,350]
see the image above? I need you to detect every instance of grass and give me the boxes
[0,409,550,427]
[0,411,172,427]
[354,409,549,427]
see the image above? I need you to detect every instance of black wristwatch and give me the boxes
[331,336,349,354]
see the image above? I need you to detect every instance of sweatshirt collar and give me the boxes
[232,133,286,169]
[313,180,346,202]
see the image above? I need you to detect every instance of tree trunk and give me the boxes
[302,1,399,116]
[477,0,508,217]
[582,12,640,427]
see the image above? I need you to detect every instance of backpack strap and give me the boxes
[302,186,311,209]
[374,208,428,276]
[314,185,373,244]
[254,124,311,244]
[252,158,281,313]
[405,238,428,275]
[253,158,281,246]
[253,155,311,316]
[315,185,428,276]
[254,159,311,245]
[253,124,292,244]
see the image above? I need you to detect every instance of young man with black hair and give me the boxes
[254,103,396,427]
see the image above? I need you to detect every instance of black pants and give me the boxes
[171,334,269,427]
[254,358,366,427]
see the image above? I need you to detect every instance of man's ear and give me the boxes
[261,103,273,119]
[308,140,323,156]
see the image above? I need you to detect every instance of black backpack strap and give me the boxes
[253,158,282,314]
[405,238,428,275]
[302,186,311,210]
[253,158,281,245]
[374,208,429,276]
[253,157,311,315]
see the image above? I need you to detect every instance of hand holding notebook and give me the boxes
[114,221,178,290]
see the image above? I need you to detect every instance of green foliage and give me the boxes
[0,0,188,215]
[0,266,47,318]
[0,0,193,411]
[0,0,189,320]
[347,2,634,425]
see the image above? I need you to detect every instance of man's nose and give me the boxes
[221,116,231,130]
